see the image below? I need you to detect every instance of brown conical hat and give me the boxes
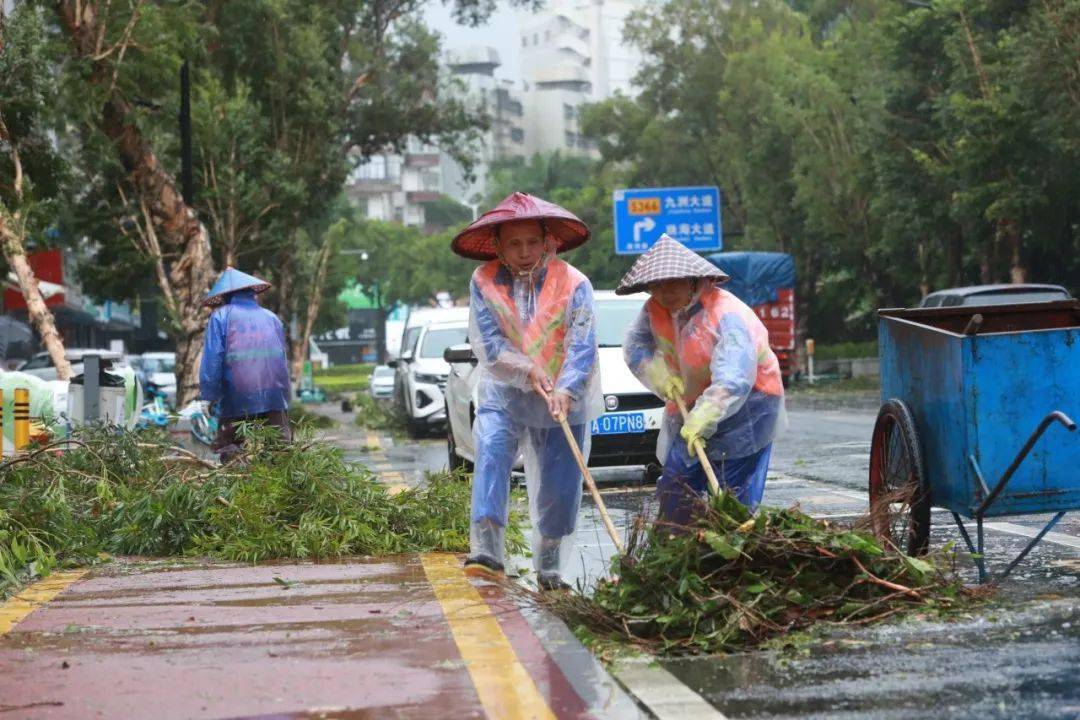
[450,192,590,261]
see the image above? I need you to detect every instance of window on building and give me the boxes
[510,128,524,143]
[565,131,576,148]
[521,35,527,47]
[563,103,575,120]
[533,33,538,45]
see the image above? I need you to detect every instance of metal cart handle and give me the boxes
[974,411,1077,518]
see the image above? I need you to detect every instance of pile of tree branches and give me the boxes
[543,492,972,656]
[0,424,523,596]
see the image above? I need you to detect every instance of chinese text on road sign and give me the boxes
[613,186,722,255]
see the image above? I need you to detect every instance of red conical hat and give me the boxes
[450,192,590,261]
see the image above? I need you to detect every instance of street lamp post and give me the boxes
[341,249,385,363]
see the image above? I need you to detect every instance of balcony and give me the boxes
[405,153,441,168]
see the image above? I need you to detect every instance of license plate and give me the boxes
[591,411,646,436]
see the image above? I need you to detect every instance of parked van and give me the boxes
[390,305,470,436]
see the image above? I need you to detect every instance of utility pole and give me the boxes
[179,61,194,204]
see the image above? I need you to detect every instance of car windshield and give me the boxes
[142,357,176,373]
[595,299,646,347]
[372,366,394,379]
[420,327,469,359]
[961,290,1069,306]
[20,354,52,370]
[402,327,422,355]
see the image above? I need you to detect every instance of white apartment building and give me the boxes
[346,137,443,229]
[519,0,646,156]
[440,47,527,208]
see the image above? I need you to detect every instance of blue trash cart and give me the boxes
[870,300,1080,582]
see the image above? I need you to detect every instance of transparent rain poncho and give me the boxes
[467,258,603,577]
[624,284,786,464]
[199,290,291,419]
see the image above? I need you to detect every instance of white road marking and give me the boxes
[612,659,727,720]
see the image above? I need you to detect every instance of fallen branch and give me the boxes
[851,556,921,599]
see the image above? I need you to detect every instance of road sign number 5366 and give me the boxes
[628,198,661,215]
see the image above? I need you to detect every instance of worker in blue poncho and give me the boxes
[199,267,292,462]
[451,192,603,590]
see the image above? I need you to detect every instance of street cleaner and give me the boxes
[619,235,785,526]
[199,267,292,463]
[451,192,603,590]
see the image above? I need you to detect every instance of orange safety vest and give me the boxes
[473,258,584,378]
[647,285,784,415]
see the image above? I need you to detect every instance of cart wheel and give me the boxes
[869,399,931,556]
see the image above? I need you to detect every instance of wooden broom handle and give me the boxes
[674,396,721,496]
[557,415,625,554]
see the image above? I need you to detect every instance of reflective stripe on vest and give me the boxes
[646,285,784,414]
[473,258,583,378]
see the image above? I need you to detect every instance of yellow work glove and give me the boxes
[680,403,722,457]
[643,357,685,401]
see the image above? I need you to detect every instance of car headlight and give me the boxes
[414,372,444,385]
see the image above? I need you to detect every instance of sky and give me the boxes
[422,2,538,84]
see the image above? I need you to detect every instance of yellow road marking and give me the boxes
[421,553,556,720]
[383,470,409,495]
[0,570,88,635]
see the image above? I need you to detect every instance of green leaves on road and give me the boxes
[0,425,524,597]
[543,492,971,656]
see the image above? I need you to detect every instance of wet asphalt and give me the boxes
[337,390,1080,719]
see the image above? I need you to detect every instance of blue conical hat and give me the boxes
[203,267,272,307]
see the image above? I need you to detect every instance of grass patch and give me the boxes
[539,492,978,656]
[813,341,878,361]
[789,375,880,395]
[0,424,523,597]
[314,363,373,394]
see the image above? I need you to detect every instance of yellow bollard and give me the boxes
[14,388,30,451]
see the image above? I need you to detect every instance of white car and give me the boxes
[443,291,666,481]
[395,306,470,361]
[391,319,470,436]
[18,349,125,381]
[368,364,395,400]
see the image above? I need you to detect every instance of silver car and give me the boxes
[18,349,125,381]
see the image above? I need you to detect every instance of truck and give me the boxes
[704,251,797,383]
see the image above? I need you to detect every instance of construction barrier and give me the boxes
[13,387,30,451]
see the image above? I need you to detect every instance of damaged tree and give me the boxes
[55,0,215,405]
[0,117,72,380]
[0,7,72,379]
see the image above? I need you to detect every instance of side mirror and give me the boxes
[443,344,477,365]
[401,349,415,363]
[387,358,399,369]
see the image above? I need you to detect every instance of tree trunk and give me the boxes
[0,216,73,380]
[0,110,72,380]
[290,234,333,383]
[1001,219,1026,284]
[57,2,217,406]
[946,226,964,287]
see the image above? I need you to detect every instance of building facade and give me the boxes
[519,0,646,156]
[440,47,527,208]
[345,137,444,230]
